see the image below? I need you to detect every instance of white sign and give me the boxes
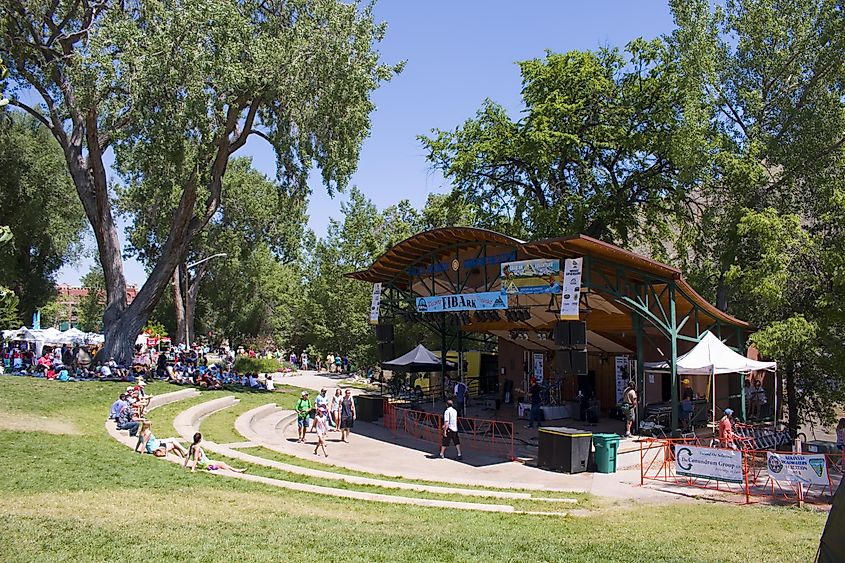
[559,257,583,320]
[615,356,629,404]
[766,453,829,486]
[369,283,382,325]
[675,445,744,483]
[533,352,544,383]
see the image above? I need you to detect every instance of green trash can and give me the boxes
[592,433,621,474]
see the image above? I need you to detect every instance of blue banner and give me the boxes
[500,259,561,295]
[416,292,508,313]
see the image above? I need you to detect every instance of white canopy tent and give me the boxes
[644,331,777,425]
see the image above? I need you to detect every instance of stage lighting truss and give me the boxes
[474,310,500,322]
[508,329,530,341]
[505,307,531,322]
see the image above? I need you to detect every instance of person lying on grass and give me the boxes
[183,432,246,473]
[135,421,188,458]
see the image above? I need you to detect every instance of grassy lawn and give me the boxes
[0,377,829,562]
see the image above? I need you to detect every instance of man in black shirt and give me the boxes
[527,379,543,428]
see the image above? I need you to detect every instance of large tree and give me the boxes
[420,39,702,250]
[669,0,845,430]
[1,0,399,363]
[119,156,307,346]
[0,112,85,320]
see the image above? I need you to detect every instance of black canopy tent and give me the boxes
[381,344,457,373]
[818,480,844,562]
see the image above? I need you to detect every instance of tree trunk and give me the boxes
[716,272,729,312]
[173,268,186,346]
[786,362,799,436]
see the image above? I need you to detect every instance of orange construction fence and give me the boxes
[639,437,842,505]
[383,401,515,461]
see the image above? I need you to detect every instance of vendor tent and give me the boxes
[644,331,777,424]
[381,344,457,373]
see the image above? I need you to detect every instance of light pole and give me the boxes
[183,253,227,349]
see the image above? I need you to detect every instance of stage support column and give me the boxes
[634,312,645,425]
[440,314,447,398]
[669,283,679,432]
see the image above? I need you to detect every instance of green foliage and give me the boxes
[142,321,168,339]
[38,297,65,329]
[0,286,21,330]
[232,355,289,374]
[76,266,105,333]
[0,113,85,320]
[420,39,697,249]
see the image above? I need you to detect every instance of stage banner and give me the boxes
[766,453,829,486]
[369,283,382,325]
[416,292,508,313]
[500,259,561,295]
[615,356,630,404]
[533,352,544,383]
[559,257,583,320]
[675,445,744,483]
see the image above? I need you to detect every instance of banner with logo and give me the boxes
[766,452,829,486]
[559,257,583,320]
[675,445,744,483]
[416,292,508,313]
[369,283,382,325]
[500,259,561,295]
[533,352,545,383]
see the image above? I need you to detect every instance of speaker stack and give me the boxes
[375,324,395,362]
[554,320,587,375]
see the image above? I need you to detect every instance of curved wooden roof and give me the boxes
[347,227,750,329]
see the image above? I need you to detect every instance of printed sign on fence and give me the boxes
[559,257,583,320]
[416,291,508,313]
[766,452,829,486]
[533,352,544,383]
[675,445,744,483]
[500,259,561,295]
[369,283,382,325]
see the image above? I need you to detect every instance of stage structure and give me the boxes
[348,227,755,430]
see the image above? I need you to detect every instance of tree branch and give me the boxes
[7,101,53,130]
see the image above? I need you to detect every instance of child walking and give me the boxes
[314,407,329,457]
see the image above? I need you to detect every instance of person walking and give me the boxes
[313,407,329,457]
[623,380,638,438]
[339,389,356,443]
[454,379,468,418]
[718,408,736,449]
[295,391,312,443]
[527,378,543,429]
[439,399,463,460]
[329,388,343,430]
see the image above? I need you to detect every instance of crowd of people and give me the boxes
[294,387,357,456]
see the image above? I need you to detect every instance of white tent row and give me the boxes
[2,326,105,347]
[643,331,777,424]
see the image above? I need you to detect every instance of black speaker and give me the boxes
[375,324,394,344]
[553,321,570,347]
[378,342,395,362]
[571,349,588,375]
[555,350,571,374]
[569,321,587,348]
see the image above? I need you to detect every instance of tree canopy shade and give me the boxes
[0,113,85,321]
[1,0,400,363]
[420,39,700,250]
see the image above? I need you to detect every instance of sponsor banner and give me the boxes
[500,259,562,295]
[766,452,829,486]
[615,356,630,404]
[416,292,508,313]
[369,283,382,325]
[675,445,744,483]
[559,257,583,320]
[533,352,544,383]
[146,337,159,347]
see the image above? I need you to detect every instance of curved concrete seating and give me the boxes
[173,395,239,441]
[233,404,533,500]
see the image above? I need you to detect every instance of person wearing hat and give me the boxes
[295,391,312,443]
[718,408,736,449]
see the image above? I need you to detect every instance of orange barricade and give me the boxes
[639,437,842,505]
[383,401,515,461]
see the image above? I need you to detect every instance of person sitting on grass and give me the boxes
[109,393,128,420]
[135,420,188,458]
[183,432,246,473]
[115,401,141,437]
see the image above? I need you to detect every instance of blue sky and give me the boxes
[57,1,675,286]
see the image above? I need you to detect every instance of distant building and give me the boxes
[52,284,138,329]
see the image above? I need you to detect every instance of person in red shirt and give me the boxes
[718,408,735,448]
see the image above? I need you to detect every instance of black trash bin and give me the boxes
[538,427,593,473]
[355,395,384,422]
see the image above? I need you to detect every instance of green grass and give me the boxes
[0,376,829,562]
